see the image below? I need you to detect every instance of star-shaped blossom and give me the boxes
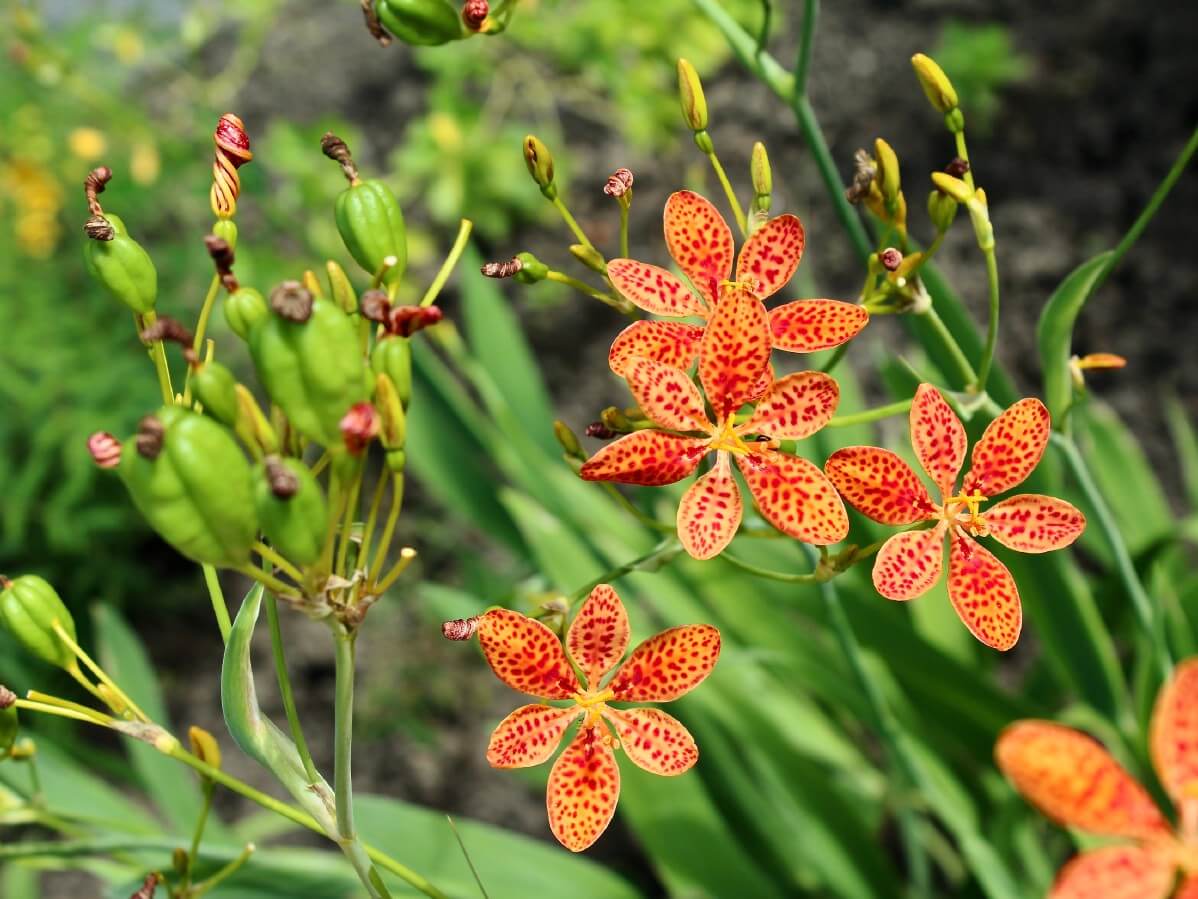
[580,285,849,559]
[824,383,1085,650]
[997,659,1198,898]
[469,585,720,852]
[606,190,869,375]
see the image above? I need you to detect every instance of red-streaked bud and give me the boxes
[442,616,480,641]
[462,0,488,30]
[88,432,122,469]
[340,403,379,455]
[210,113,253,220]
[603,168,634,199]
[387,304,443,337]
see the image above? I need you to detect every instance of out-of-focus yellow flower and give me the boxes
[69,127,107,161]
[113,27,145,65]
[130,140,161,185]
[3,160,63,258]
[428,113,463,154]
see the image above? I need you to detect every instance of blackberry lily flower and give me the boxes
[474,585,720,852]
[581,286,849,559]
[825,384,1085,650]
[606,190,869,376]
[997,660,1198,898]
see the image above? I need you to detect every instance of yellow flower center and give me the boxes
[936,491,989,536]
[572,688,616,729]
[708,417,753,455]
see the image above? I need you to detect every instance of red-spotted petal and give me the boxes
[735,213,804,299]
[872,523,947,601]
[824,446,936,525]
[996,720,1172,839]
[699,286,773,421]
[963,397,1052,496]
[487,704,580,768]
[677,453,743,560]
[567,585,630,688]
[604,707,699,776]
[736,450,850,544]
[579,431,709,486]
[984,494,1086,553]
[743,371,839,440]
[1176,875,1198,899]
[607,258,707,317]
[663,190,734,306]
[947,534,1022,650]
[477,609,580,699]
[1049,846,1176,899]
[769,299,870,353]
[1150,657,1198,805]
[608,320,704,376]
[910,383,967,495]
[608,624,721,702]
[624,356,711,432]
[546,724,620,852]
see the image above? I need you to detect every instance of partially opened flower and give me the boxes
[996,659,1198,897]
[824,383,1085,650]
[471,585,720,851]
[606,190,869,375]
[581,286,849,559]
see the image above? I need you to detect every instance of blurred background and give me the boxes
[1,0,1196,896]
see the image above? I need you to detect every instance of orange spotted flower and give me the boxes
[605,190,869,375]
[824,383,1085,650]
[996,659,1198,898]
[467,585,720,852]
[580,285,849,559]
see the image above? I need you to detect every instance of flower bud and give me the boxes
[375,0,464,46]
[911,53,959,114]
[0,686,18,760]
[188,725,222,769]
[513,252,548,284]
[931,172,973,204]
[600,406,633,433]
[677,58,708,132]
[523,135,555,196]
[191,361,240,427]
[340,403,379,455]
[878,248,903,272]
[374,373,407,452]
[88,432,123,469]
[302,269,325,299]
[0,575,78,671]
[569,243,607,274]
[751,141,772,213]
[224,287,268,339]
[927,189,958,232]
[326,260,357,314]
[873,138,901,204]
[944,107,965,134]
[553,420,583,459]
[254,457,328,566]
[603,168,634,200]
[234,384,279,455]
[371,337,413,410]
[461,0,488,31]
[387,304,442,337]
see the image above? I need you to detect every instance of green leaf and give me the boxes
[1165,393,1198,513]
[1035,251,1114,423]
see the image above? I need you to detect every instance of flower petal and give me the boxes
[996,720,1173,840]
[546,724,621,852]
[985,494,1086,553]
[910,383,967,495]
[579,431,708,487]
[624,356,711,432]
[735,213,804,299]
[963,397,1052,496]
[743,371,839,440]
[1150,657,1198,805]
[487,704,580,768]
[663,190,734,306]
[608,320,704,377]
[566,585,631,687]
[604,706,699,776]
[1176,876,1198,899]
[608,624,721,702]
[1049,846,1176,899]
[677,453,743,560]
[698,286,773,421]
[947,535,1022,650]
[477,609,581,699]
[872,523,947,601]
[736,450,850,544]
[768,299,870,353]
[824,446,935,525]
[607,258,706,317]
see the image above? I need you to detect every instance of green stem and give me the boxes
[705,148,748,236]
[137,312,175,405]
[184,781,215,885]
[619,201,630,259]
[202,565,231,643]
[374,547,417,596]
[368,473,404,585]
[25,751,42,801]
[819,343,848,375]
[551,194,597,252]
[826,398,912,428]
[953,131,975,190]
[919,305,977,385]
[266,592,320,784]
[358,473,389,574]
[419,219,474,308]
[567,537,682,605]
[235,565,301,602]
[545,270,631,314]
[721,552,817,583]
[1053,433,1172,678]
[191,843,255,897]
[332,628,358,842]
[254,541,305,585]
[973,247,1000,393]
[336,469,364,578]
[185,274,223,402]
[793,0,818,96]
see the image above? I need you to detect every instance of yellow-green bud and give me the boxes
[944,108,965,134]
[911,53,959,114]
[931,172,973,204]
[553,420,583,459]
[302,269,325,299]
[233,384,279,455]
[569,243,606,274]
[677,58,708,132]
[874,138,901,203]
[927,189,958,232]
[0,575,78,671]
[750,141,772,213]
[374,372,407,451]
[523,135,555,196]
[188,725,222,769]
[326,260,357,314]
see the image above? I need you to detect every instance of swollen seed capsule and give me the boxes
[83,213,158,314]
[191,361,240,427]
[224,287,268,340]
[254,457,328,567]
[0,575,78,671]
[374,0,464,45]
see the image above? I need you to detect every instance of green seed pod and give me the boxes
[212,219,238,250]
[119,406,257,567]
[371,336,412,410]
[0,575,78,670]
[326,260,358,314]
[224,287,268,339]
[334,179,408,287]
[83,213,158,314]
[254,457,328,566]
[250,295,370,447]
[375,0,463,45]
[0,688,16,760]
[514,251,549,284]
[191,361,239,427]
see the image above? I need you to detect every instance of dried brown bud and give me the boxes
[462,0,489,30]
[360,0,392,46]
[135,415,166,460]
[204,234,239,291]
[603,168,634,199]
[83,215,115,241]
[129,872,163,899]
[584,422,616,439]
[845,149,876,205]
[340,403,380,455]
[387,305,443,337]
[481,258,523,279]
[270,281,314,323]
[944,157,971,178]
[263,456,299,499]
[88,432,123,469]
[360,289,391,324]
[83,166,114,239]
[140,315,194,352]
[442,617,480,641]
[321,132,360,185]
[879,247,903,271]
[0,685,15,709]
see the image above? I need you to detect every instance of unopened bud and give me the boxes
[600,406,633,432]
[302,269,325,299]
[172,849,189,876]
[462,0,488,31]
[603,168,634,200]
[514,252,549,284]
[931,172,973,204]
[911,53,959,114]
[751,142,772,213]
[677,58,708,132]
[442,616,480,641]
[927,190,958,232]
[553,420,584,459]
[326,260,357,313]
[523,135,555,195]
[270,280,314,323]
[570,243,607,274]
[873,138,901,203]
[879,248,903,271]
[340,403,379,455]
[374,373,407,451]
[944,107,965,134]
[944,157,970,178]
[88,432,123,469]
[234,384,279,455]
[188,725,222,769]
